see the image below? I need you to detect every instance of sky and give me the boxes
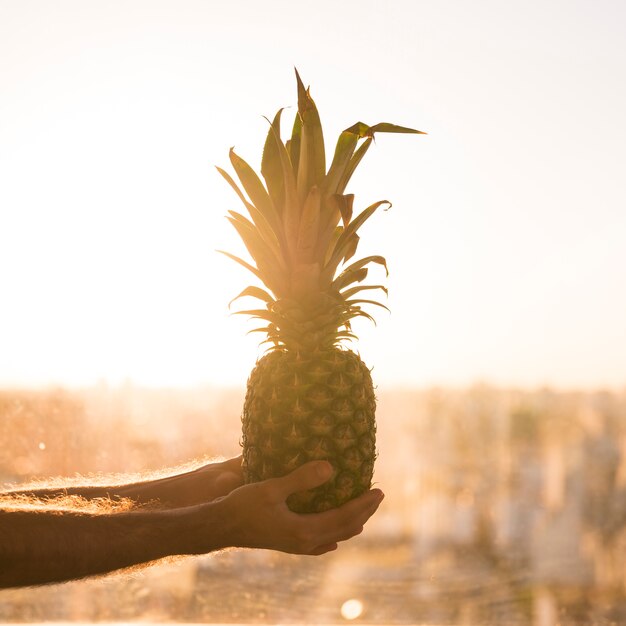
[1,0,625,389]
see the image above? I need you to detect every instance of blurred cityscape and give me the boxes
[1,383,626,625]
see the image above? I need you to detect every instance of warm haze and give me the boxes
[1,0,625,389]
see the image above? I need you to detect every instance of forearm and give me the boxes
[5,472,198,507]
[0,504,225,588]
[0,461,384,588]
[4,457,244,509]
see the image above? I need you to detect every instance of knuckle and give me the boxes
[257,482,278,501]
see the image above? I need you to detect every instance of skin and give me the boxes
[5,456,247,508]
[0,457,384,589]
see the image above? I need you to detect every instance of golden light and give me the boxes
[340,598,364,621]
[1,1,625,390]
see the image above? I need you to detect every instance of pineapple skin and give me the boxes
[242,348,376,513]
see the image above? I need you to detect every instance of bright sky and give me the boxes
[1,0,625,389]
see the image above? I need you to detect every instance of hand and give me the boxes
[154,456,244,508]
[211,461,384,555]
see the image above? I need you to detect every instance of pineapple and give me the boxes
[218,70,424,513]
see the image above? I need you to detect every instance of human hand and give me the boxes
[121,456,244,508]
[159,456,244,508]
[188,456,245,503]
[209,461,384,555]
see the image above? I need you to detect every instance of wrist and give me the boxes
[174,500,234,555]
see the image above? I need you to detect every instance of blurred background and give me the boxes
[1,0,625,624]
[2,386,626,625]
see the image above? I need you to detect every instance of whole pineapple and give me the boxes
[218,71,423,513]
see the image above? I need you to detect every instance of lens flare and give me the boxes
[341,598,364,620]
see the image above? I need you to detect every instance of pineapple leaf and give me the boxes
[324,200,391,281]
[340,284,388,299]
[226,213,286,283]
[246,326,273,336]
[341,255,389,278]
[232,308,276,320]
[261,109,286,213]
[316,196,342,261]
[342,233,360,264]
[267,117,300,259]
[232,309,284,329]
[295,185,321,264]
[337,137,372,195]
[218,74,425,351]
[226,188,282,253]
[370,122,426,134]
[346,121,426,138]
[333,267,368,291]
[295,69,326,205]
[323,225,343,267]
[351,308,377,326]
[229,149,282,232]
[217,164,284,253]
[288,110,302,176]
[216,165,249,208]
[328,122,424,195]
[324,131,359,196]
[216,250,269,291]
[337,194,354,228]
[318,194,354,251]
[228,286,275,309]
[346,298,391,313]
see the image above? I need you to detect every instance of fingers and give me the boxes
[310,542,338,556]
[273,467,383,553]
[285,489,383,555]
[214,472,384,556]
[273,461,333,498]
[307,488,384,548]
[218,456,244,474]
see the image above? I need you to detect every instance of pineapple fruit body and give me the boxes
[242,348,376,513]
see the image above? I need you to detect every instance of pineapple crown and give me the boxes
[217,69,424,350]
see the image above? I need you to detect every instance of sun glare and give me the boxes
[341,598,364,620]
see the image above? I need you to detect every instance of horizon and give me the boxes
[2,378,625,395]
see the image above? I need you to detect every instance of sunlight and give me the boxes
[1,0,624,390]
[2,1,626,623]
[0,48,261,387]
[0,48,423,387]
[340,598,364,620]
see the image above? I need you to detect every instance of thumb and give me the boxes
[275,461,333,498]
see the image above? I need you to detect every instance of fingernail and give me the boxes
[316,461,333,480]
